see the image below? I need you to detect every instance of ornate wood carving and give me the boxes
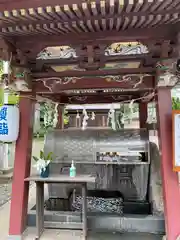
[14,26,174,53]
[37,46,77,60]
[33,74,154,94]
[68,96,88,103]
[156,59,179,87]
[9,66,32,92]
[105,42,148,56]
[40,91,152,104]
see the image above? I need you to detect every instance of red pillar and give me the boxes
[139,102,148,129]
[156,88,180,240]
[9,97,35,238]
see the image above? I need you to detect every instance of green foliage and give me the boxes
[63,109,69,125]
[33,150,53,162]
[32,156,39,162]
[0,61,3,78]
[172,97,180,110]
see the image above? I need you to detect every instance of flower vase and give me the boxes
[40,165,49,178]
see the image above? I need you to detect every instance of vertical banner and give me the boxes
[172,110,180,171]
[0,105,19,142]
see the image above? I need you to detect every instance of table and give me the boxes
[25,174,96,240]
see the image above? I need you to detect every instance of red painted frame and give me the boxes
[172,110,180,172]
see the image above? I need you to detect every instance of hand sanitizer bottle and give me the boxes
[70,160,76,177]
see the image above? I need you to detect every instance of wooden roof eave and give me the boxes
[0,0,83,12]
[0,0,179,42]
[1,0,180,27]
[1,0,180,13]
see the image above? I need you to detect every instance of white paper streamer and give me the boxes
[76,111,80,119]
[82,107,89,130]
[53,103,59,128]
[108,104,116,130]
[91,112,95,120]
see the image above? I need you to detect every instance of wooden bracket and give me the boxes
[0,38,14,61]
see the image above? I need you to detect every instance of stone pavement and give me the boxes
[0,183,37,240]
[23,229,163,240]
[0,201,11,240]
[0,183,12,207]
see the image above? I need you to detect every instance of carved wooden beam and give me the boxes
[15,27,175,51]
[61,94,141,104]
[32,75,154,94]
[34,54,145,72]
[32,67,155,78]
[15,41,176,62]
[38,90,153,104]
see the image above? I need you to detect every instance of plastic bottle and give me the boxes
[70,160,76,177]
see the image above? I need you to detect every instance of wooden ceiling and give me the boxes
[0,0,179,104]
[0,0,180,37]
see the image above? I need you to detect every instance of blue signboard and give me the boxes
[0,107,8,135]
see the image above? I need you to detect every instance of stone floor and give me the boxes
[23,228,163,240]
[0,183,12,207]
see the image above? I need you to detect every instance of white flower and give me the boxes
[34,159,50,173]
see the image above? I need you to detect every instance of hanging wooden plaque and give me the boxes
[172,110,180,171]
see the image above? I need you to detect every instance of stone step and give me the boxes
[44,221,83,229]
[28,211,165,234]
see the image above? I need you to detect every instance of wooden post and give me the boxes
[82,183,87,240]
[9,97,35,238]
[56,105,64,129]
[156,88,180,240]
[139,102,148,129]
